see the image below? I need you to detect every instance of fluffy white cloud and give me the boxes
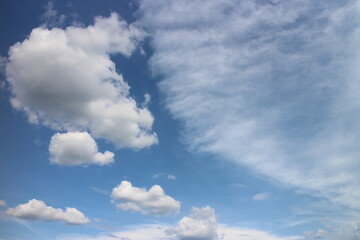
[6,13,157,149]
[6,199,89,225]
[139,0,360,210]
[49,131,114,166]
[167,206,219,240]
[111,181,180,215]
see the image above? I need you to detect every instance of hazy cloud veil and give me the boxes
[139,0,360,209]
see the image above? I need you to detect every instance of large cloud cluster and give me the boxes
[6,13,157,149]
[111,181,180,215]
[6,199,89,225]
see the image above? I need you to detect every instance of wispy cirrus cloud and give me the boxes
[139,0,360,212]
[89,187,110,196]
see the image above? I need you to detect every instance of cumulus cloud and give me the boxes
[49,131,114,166]
[167,206,219,240]
[6,13,157,149]
[111,181,180,215]
[139,0,360,210]
[6,199,89,225]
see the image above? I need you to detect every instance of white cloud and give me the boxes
[218,225,302,240]
[139,0,360,210]
[167,174,176,180]
[0,55,7,75]
[89,187,110,195]
[314,229,328,239]
[57,224,169,240]
[6,13,157,149]
[49,131,114,166]
[41,1,66,28]
[167,206,219,240]
[0,200,7,207]
[143,93,151,107]
[301,222,360,240]
[6,199,89,225]
[59,225,300,240]
[111,181,180,215]
[56,208,301,240]
[303,231,313,238]
[152,172,176,180]
[253,193,270,201]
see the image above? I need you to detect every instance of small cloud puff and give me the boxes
[49,131,114,166]
[41,1,66,28]
[0,200,7,207]
[6,199,89,225]
[152,172,176,180]
[252,193,270,201]
[167,174,176,180]
[111,181,180,216]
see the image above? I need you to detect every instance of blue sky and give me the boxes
[1,0,360,239]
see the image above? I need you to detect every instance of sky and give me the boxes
[0,0,360,239]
